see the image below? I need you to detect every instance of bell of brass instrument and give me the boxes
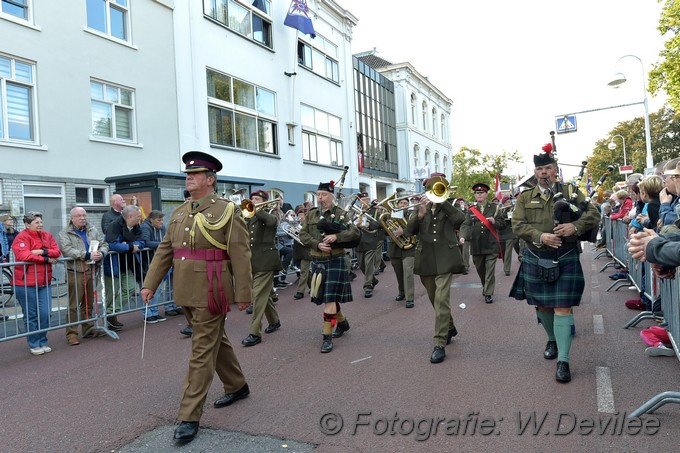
[425,176,453,204]
[241,199,279,219]
[378,194,416,250]
[281,220,303,245]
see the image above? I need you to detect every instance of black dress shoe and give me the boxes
[264,322,281,334]
[544,341,558,360]
[174,421,199,442]
[430,345,446,363]
[484,295,493,304]
[462,270,469,275]
[180,325,192,337]
[246,305,253,314]
[321,334,333,353]
[214,383,250,408]
[446,326,458,345]
[241,334,261,347]
[332,319,350,338]
[293,292,304,300]
[405,300,414,308]
[395,293,406,301]
[364,289,373,298]
[556,361,571,383]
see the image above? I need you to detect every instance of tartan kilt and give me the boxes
[509,247,584,308]
[311,255,353,305]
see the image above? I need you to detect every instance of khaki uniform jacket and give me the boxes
[58,222,109,272]
[512,184,600,251]
[356,206,384,252]
[406,201,465,276]
[247,209,283,273]
[142,195,253,306]
[460,202,505,255]
[299,205,360,257]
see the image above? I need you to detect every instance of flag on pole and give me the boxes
[284,0,316,38]
[586,171,592,195]
[358,143,364,173]
[495,173,502,201]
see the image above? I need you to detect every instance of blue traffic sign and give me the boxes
[556,115,577,134]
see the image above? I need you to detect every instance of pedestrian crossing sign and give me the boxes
[556,115,577,134]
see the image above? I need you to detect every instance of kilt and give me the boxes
[311,255,353,305]
[509,247,584,308]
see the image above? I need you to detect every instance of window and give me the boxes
[422,101,427,131]
[90,79,136,142]
[432,108,437,137]
[75,185,108,205]
[410,93,416,125]
[434,152,440,172]
[440,114,446,142]
[2,0,30,21]
[424,148,430,168]
[442,156,448,176]
[413,144,419,168]
[301,104,343,167]
[203,0,272,48]
[298,35,339,83]
[0,54,36,142]
[206,68,278,155]
[86,0,130,42]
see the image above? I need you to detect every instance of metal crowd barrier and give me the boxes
[0,250,174,344]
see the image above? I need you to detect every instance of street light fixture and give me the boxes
[607,134,627,166]
[607,55,653,171]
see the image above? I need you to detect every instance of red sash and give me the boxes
[469,205,502,259]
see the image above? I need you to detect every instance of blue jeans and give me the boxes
[16,285,51,348]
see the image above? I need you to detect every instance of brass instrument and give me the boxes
[349,196,379,224]
[241,199,279,219]
[281,220,304,245]
[378,193,416,250]
[425,176,456,204]
[386,193,427,211]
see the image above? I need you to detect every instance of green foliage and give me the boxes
[587,106,680,189]
[451,147,523,199]
[648,1,680,110]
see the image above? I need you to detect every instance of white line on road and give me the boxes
[596,366,616,413]
[593,314,604,334]
[591,292,600,305]
[351,356,372,364]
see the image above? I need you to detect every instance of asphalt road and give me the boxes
[1,247,679,452]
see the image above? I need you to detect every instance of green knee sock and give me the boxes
[536,310,555,341]
[554,314,574,363]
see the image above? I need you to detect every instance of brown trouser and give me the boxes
[249,271,279,336]
[178,306,247,422]
[391,256,415,300]
[66,266,97,338]
[419,273,455,346]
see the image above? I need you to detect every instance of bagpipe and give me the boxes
[316,166,362,249]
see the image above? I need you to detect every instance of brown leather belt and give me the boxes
[173,248,230,314]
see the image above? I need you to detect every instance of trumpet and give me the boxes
[425,176,457,204]
[241,198,279,219]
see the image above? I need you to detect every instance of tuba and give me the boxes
[378,194,417,250]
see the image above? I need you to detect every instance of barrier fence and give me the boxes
[599,217,680,417]
[0,249,173,343]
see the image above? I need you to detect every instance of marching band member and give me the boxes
[355,192,384,298]
[388,197,417,308]
[299,181,360,353]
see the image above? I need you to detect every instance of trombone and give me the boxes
[425,176,457,204]
[386,193,426,212]
[241,198,279,219]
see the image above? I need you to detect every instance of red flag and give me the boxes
[495,173,502,200]
[358,144,364,173]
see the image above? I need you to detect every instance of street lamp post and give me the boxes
[607,134,626,166]
[607,54,653,171]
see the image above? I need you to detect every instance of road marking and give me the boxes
[596,367,616,413]
[591,292,600,306]
[351,356,372,364]
[593,314,604,334]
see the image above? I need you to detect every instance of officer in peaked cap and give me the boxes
[182,151,223,173]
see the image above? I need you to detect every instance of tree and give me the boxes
[587,106,679,187]
[451,147,523,200]
[648,1,680,110]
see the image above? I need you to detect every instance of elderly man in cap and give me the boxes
[510,143,599,383]
[141,151,252,443]
[355,192,383,298]
[242,189,283,347]
[299,181,360,353]
[406,173,466,364]
[460,183,505,303]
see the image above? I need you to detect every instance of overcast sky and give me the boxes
[339,0,668,179]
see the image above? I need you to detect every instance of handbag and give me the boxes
[536,258,560,283]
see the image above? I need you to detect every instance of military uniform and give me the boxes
[460,201,505,301]
[355,204,383,296]
[387,212,416,306]
[245,207,282,342]
[406,199,465,361]
[143,193,252,423]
